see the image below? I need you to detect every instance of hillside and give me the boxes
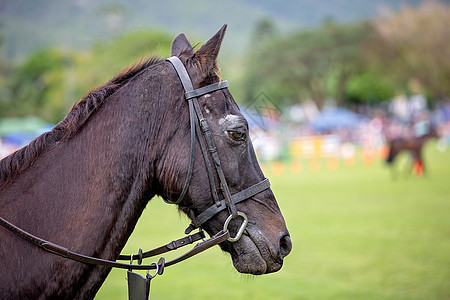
[0,0,438,61]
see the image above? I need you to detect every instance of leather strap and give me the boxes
[166,57,194,92]
[42,230,230,270]
[186,178,271,233]
[167,99,196,204]
[166,56,272,233]
[165,56,231,207]
[190,93,238,218]
[165,56,228,99]
[193,109,221,205]
[118,231,205,261]
[0,215,229,270]
[185,81,229,99]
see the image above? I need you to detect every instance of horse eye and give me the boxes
[228,130,246,141]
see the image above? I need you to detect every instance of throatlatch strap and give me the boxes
[170,99,196,204]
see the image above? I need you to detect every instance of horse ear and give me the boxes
[195,24,227,67]
[171,33,194,57]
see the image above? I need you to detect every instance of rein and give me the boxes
[0,215,229,271]
[0,56,271,297]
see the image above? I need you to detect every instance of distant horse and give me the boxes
[386,126,438,176]
[0,25,291,299]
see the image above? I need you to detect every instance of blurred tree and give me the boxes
[373,1,450,101]
[73,30,172,101]
[97,2,128,37]
[244,21,374,109]
[1,29,172,123]
[345,72,395,104]
[252,18,277,47]
[4,48,72,122]
[0,35,13,118]
[244,1,450,110]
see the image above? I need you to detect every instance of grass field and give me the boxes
[95,142,450,299]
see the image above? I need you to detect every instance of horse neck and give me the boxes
[0,85,169,298]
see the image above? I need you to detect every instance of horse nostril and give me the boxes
[278,233,292,258]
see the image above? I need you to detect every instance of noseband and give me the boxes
[165,56,271,241]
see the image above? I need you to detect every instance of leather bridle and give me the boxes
[164,56,271,240]
[0,56,271,272]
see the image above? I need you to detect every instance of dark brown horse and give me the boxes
[386,126,438,176]
[0,25,291,299]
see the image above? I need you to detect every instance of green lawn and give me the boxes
[96,143,450,299]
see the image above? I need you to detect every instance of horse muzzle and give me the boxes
[225,223,292,275]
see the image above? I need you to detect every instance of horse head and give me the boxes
[157,25,292,275]
[0,24,292,299]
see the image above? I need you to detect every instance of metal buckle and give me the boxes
[223,212,248,242]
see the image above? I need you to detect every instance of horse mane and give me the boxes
[0,56,162,188]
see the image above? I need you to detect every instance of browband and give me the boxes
[185,81,229,99]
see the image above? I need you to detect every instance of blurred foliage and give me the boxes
[372,1,450,99]
[244,1,450,108]
[0,1,449,122]
[245,20,375,108]
[76,30,171,92]
[0,29,171,123]
[2,48,72,121]
[345,73,395,104]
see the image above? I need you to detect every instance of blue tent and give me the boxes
[0,116,54,147]
[310,107,366,131]
[240,108,270,130]
[2,132,41,146]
